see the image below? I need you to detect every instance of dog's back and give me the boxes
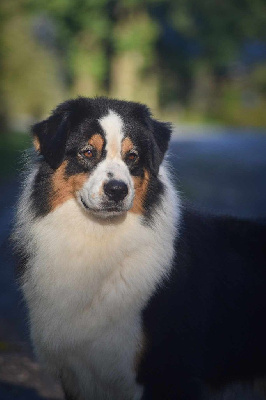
[139,210,266,399]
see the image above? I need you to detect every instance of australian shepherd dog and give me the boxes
[13,97,266,400]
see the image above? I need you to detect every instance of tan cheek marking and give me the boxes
[121,137,134,156]
[51,161,88,210]
[88,134,104,154]
[130,169,149,215]
[33,136,40,152]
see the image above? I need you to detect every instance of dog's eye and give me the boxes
[82,149,94,159]
[126,151,138,163]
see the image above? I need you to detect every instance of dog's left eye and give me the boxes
[126,151,138,163]
[82,149,94,159]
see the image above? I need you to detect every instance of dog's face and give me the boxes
[32,97,171,219]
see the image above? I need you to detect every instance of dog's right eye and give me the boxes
[83,149,93,159]
[80,146,96,160]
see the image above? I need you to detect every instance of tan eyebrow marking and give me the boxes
[88,134,104,153]
[121,137,134,156]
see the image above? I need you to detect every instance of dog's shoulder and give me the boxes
[139,207,266,398]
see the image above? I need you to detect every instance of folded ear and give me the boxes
[146,119,172,176]
[128,102,172,175]
[32,112,69,169]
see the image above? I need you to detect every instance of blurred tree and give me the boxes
[1,0,266,127]
[29,0,113,96]
[0,0,66,131]
[29,0,161,109]
[3,17,65,118]
[155,0,266,116]
[0,2,11,132]
[110,1,160,109]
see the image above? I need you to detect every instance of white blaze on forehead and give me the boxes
[99,110,124,159]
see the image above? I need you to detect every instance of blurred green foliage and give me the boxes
[0,132,30,180]
[0,0,265,129]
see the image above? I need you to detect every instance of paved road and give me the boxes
[0,132,266,399]
[170,132,266,218]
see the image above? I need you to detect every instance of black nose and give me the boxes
[104,180,128,202]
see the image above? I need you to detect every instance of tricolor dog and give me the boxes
[13,97,266,400]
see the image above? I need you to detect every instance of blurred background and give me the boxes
[0,0,266,399]
[1,0,266,132]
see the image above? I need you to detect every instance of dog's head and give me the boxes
[32,97,171,219]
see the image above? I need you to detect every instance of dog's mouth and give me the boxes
[80,196,127,217]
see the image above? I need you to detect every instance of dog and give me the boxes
[13,97,266,400]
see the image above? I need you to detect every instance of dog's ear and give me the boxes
[148,119,172,175]
[32,111,70,170]
[129,102,172,175]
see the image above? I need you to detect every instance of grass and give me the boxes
[0,132,31,182]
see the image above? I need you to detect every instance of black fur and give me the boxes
[32,97,171,172]
[139,209,266,399]
[60,375,80,400]
[17,97,266,399]
[31,163,53,217]
[32,113,70,169]
[30,97,171,220]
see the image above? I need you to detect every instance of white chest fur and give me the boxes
[19,166,179,400]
